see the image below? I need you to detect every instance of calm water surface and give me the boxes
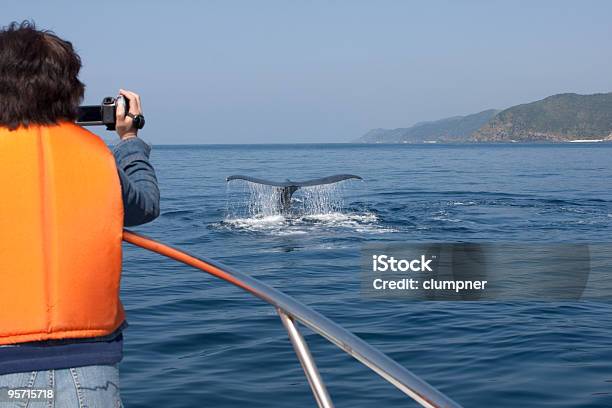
[119,144,612,407]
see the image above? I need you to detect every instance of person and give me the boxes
[0,21,160,407]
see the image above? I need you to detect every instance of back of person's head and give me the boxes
[0,20,84,130]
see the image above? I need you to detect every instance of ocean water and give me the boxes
[119,143,612,407]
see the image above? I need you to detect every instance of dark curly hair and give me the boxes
[0,21,85,130]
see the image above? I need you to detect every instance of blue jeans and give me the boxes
[0,365,122,408]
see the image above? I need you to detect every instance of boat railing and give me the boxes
[123,230,461,408]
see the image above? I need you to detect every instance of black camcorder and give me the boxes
[76,96,144,131]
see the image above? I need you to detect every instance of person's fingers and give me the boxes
[121,89,140,110]
[128,91,142,113]
[119,89,139,115]
[119,89,142,114]
[116,93,127,121]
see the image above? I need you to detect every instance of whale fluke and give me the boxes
[226,174,362,211]
[226,174,362,187]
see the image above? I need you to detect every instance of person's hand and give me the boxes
[115,89,143,140]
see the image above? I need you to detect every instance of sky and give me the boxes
[4,0,612,144]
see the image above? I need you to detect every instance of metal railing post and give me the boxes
[278,309,334,408]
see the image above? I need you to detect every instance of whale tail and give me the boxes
[226,174,362,211]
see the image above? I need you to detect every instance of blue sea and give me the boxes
[119,143,612,407]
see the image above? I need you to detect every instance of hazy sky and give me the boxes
[5,1,612,144]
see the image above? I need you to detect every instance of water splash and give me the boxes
[221,179,390,234]
[294,183,345,215]
[226,179,348,218]
[246,183,282,217]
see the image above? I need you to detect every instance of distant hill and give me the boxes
[473,92,612,142]
[356,109,498,143]
[357,92,612,143]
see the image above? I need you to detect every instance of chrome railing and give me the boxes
[123,230,461,408]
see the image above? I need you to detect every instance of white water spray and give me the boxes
[226,180,348,218]
[295,183,345,215]
[221,178,389,234]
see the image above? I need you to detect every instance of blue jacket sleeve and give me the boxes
[112,138,161,227]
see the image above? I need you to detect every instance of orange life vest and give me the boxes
[0,122,125,345]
